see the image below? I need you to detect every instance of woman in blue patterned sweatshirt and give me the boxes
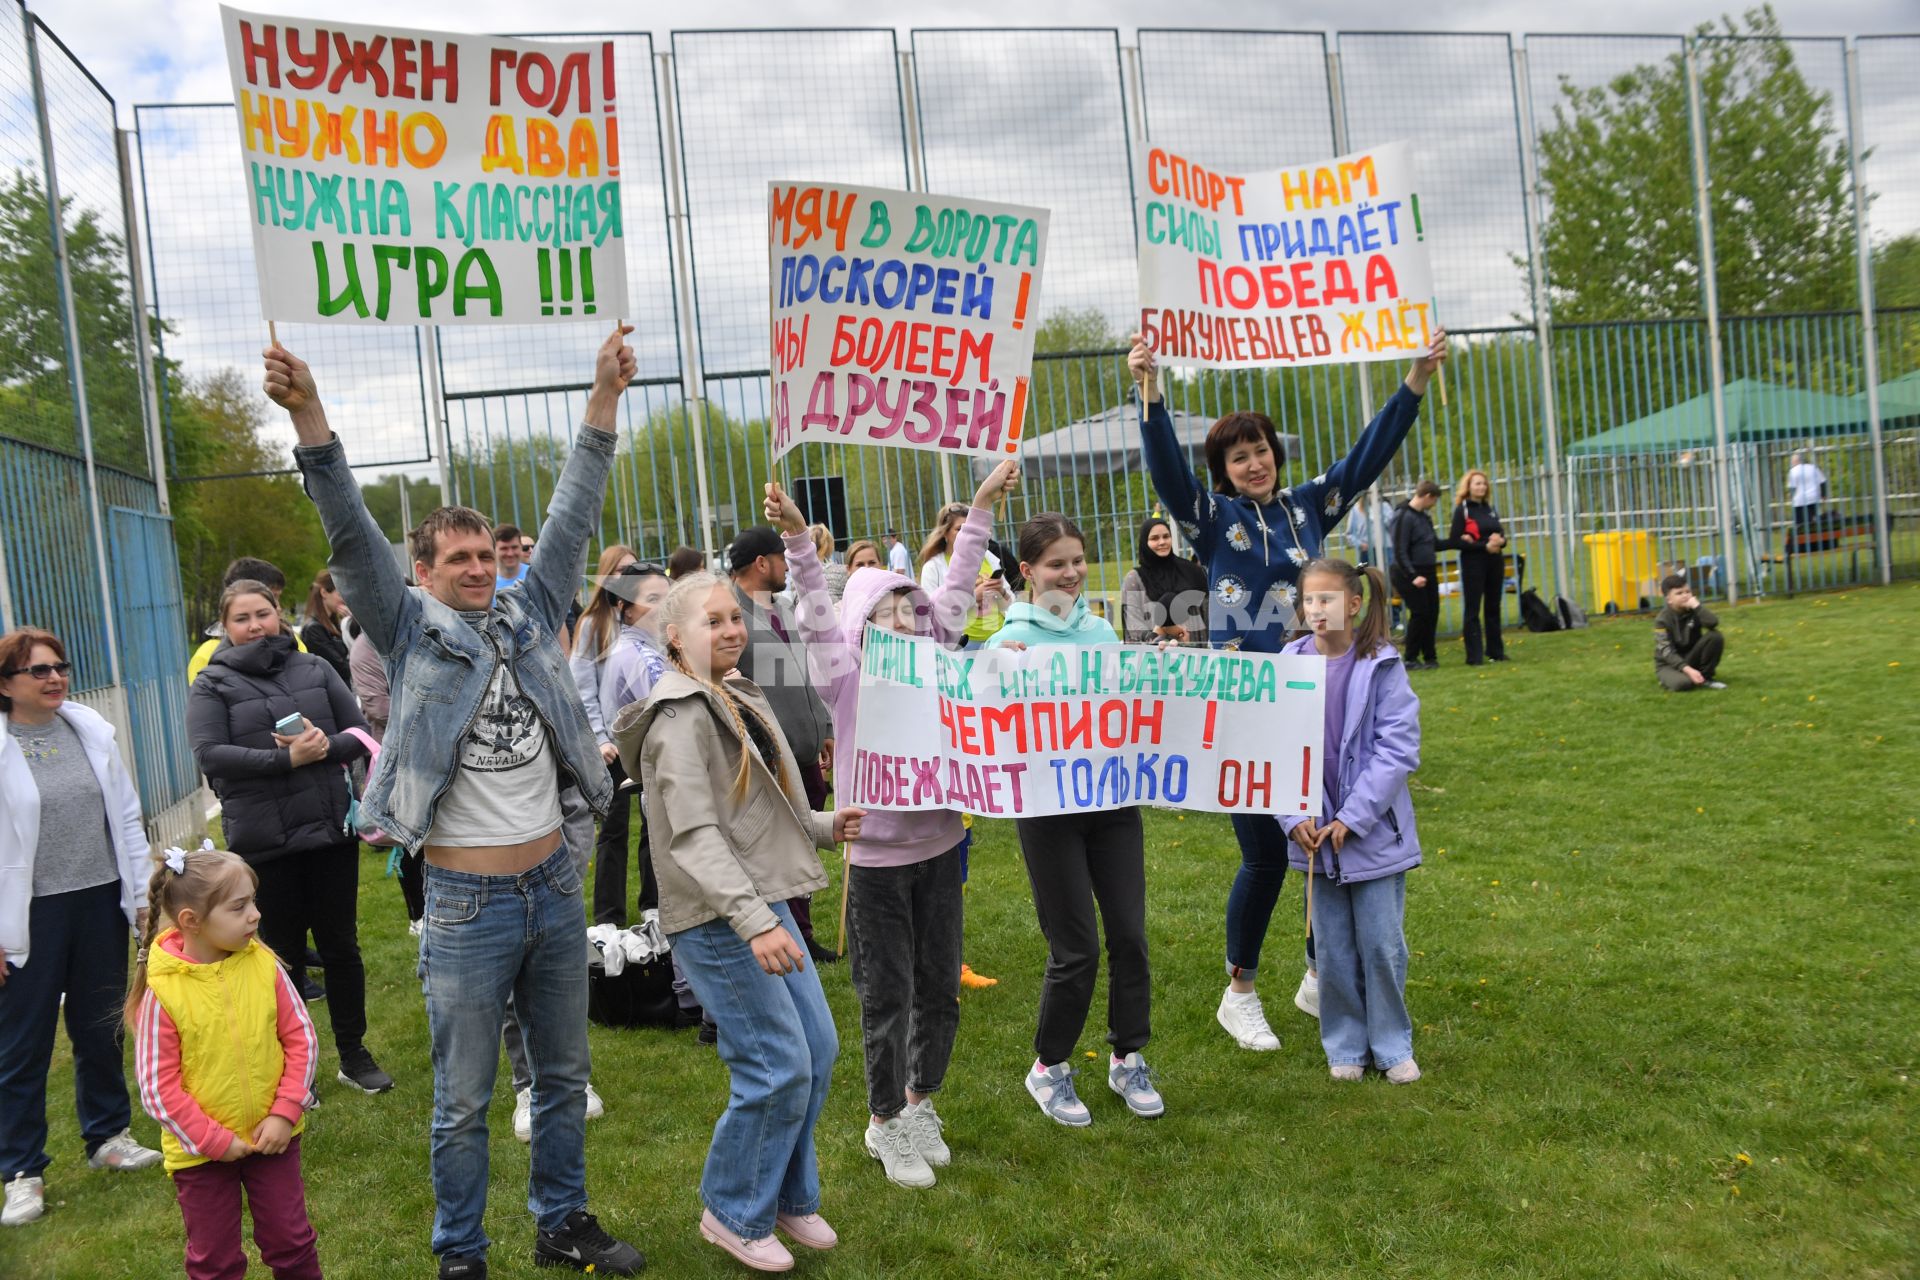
[1128,327,1448,1056]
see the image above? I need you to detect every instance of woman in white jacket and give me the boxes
[0,627,162,1227]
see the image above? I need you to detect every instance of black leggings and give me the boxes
[1460,553,1506,663]
[254,840,366,1054]
[1393,566,1440,663]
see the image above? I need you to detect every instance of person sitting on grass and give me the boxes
[1654,575,1726,692]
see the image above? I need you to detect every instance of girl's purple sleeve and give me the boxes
[783,528,859,709]
[1334,661,1421,839]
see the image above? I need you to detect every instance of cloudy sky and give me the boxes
[30,0,1918,113]
[17,0,1918,480]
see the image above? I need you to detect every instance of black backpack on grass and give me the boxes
[1520,588,1562,633]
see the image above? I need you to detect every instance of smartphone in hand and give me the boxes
[274,712,305,736]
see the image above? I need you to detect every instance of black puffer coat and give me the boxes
[188,633,371,862]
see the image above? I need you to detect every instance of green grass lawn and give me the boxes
[6,584,1917,1279]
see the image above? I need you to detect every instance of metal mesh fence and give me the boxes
[435,34,682,396]
[135,103,433,472]
[8,19,1918,656]
[0,7,75,455]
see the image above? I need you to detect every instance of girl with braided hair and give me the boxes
[612,573,864,1274]
[128,842,322,1279]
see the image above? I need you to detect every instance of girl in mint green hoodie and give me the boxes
[986,514,1162,1128]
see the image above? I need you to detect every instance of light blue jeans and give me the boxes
[419,843,592,1260]
[1308,871,1413,1070]
[671,901,837,1240]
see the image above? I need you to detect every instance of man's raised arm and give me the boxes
[269,344,413,657]
[521,326,635,634]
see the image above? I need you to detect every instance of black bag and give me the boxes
[1555,595,1589,630]
[587,956,678,1029]
[1519,587,1562,633]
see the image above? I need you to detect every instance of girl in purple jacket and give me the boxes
[1280,559,1424,1084]
[763,461,1020,1193]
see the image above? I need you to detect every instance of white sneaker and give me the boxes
[1294,970,1320,1019]
[87,1129,162,1171]
[2,1174,44,1227]
[1706,680,1727,690]
[1216,988,1280,1051]
[902,1097,951,1167]
[408,918,424,937]
[1330,1063,1365,1082]
[1385,1059,1422,1085]
[584,1083,605,1121]
[513,1087,532,1143]
[863,1116,935,1189]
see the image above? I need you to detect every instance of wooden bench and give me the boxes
[1760,522,1878,596]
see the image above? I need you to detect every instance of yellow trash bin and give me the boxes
[1583,531,1658,613]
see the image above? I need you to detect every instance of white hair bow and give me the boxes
[162,847,188,874]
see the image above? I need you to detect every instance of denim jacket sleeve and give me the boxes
[1334,659,1421,840]
[294,435,417,659]
[518,426,618,635]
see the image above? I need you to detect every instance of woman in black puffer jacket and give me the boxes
[187,579,392,1094]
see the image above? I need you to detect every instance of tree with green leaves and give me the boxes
[167,368,329,629]
[1530,6,1856,323]
[0,171,148,472]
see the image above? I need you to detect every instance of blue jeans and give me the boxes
[0,882,133,1180]
[419,844,592,1260]
[1309,871,1412,1069]
[671,901,836,1240]
[1224,813,1314,979]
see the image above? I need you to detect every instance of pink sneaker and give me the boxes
[775,1211,838,1251]
[699,1210,794,1272]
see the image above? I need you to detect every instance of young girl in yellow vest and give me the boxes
[128,842,321,1280]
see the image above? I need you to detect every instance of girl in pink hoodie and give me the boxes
[763,461,1019,1193]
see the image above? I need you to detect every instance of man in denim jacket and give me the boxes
[269,329,644,1280]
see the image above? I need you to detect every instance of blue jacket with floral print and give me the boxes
[1139,384,1424,652]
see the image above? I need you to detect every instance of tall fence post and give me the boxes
[657,49,720,562]
[1684,40,1741,605]
[116,127,169,517]
[1512,43,1574,604]
[1326,49,1387,558]
[26,14,124,687]
[896,47,953,510]
[420,326,455,506]
[1843,40,1893,587]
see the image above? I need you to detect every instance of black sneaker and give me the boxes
[806,937,841,965]
[534,1210,645,1274]
[336,1047,395,1094]
[439,1257,487,1279]
[304,946,325,969]
[673,1005,706,1030]
[697,1019,718,1047]
[297,974,327,1003]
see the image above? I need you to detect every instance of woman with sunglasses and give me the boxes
[1,628,164,1228]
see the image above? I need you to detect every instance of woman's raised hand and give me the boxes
[1127,332,1160,403]
[970,459,1020,511]
[1405,327,1450,395]
[763,482,808,534]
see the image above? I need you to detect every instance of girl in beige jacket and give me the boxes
[614,573,862,1274]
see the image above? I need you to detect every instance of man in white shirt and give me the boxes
[886,531,911,575]
[1786,451,1827,530]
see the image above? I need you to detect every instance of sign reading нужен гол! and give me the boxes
[222,6,630,325]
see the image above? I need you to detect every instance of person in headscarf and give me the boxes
[1120,517,1208,644]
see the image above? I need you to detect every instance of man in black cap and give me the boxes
[727,526,837,963]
